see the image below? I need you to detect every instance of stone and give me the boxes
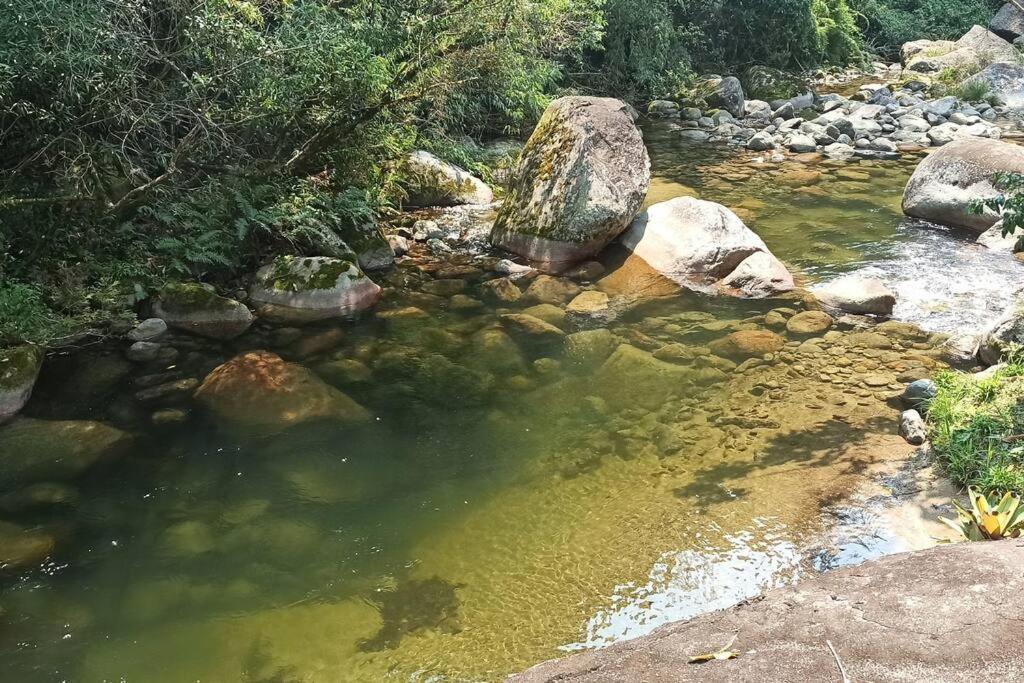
[521,304,566,328]
[977,222,1021,251]
[746,130,776,151]
[901,379,938,408]
[421,278,466,297]
[0,482,79,513]
[464,328,527,376]
[401,150,493,207]
[652,343,698,364]
[617,197,792,298]
[523,275,582,305]
[566,291,610,316]
[135,378,200,405]
[787,134,817,153]
[813,275,896,316]
[786,311,834,336]
[0,345,44,424]
[706,76,746,118]
[903,137,1024,233]
[489,97,651,272]
[288,327,346,359]
[0,418,133,486]
[249,256,382,324]
[647,100,680,117]
[905,26,1017,75]
[153,283,253,340]
[709,330,786,359]
[961,62,1024,109]
[193,351,371,436]
[978,293,1024,365]
[742,65,807,102]
[127,318,168,342]
[990,3,1024,42]
[480,277,522,303]
[594,344,694,409]
[564,329,618,370]
[901,38,956,65]
[126,341,163,363]
[315,358,373,386]
[899,409,928,445]
[499,314,566,342]
[718,251,795,298]
[0,521,56,570]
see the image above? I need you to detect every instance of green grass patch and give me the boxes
[928,350,1024,494]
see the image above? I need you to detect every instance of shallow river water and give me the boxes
[2,123,1022,682]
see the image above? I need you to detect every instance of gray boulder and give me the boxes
[647,100,680,118]
[707,76,746,118]
[903,137,1024,232]
[961,62,1024,108]
[490,97,650,272]
[0,417,133,485]
[249,256,382,324]
[617,197,793,298]
[153,283,253,340]
[990,3,1024,42]
[905,26,1017,76]
[813,275,896,315]
[0,345,43,424]
[746,130,776,151]
[401,150,493,207]
[979,292,1024,365]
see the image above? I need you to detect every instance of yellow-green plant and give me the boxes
[941,487,1024,541]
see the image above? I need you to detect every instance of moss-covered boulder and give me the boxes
[742,65,808,102]
[402,150,493,207]
[0,417,133,486]
[153,283,254,340]
[249,256,382,324]
[0,345,43,424]
[193,351,371,436]
[489,96,650,273]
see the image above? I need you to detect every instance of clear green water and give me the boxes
[1,126,1020,682]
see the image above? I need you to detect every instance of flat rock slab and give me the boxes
[510,541,1024,682]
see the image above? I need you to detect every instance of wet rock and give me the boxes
[0,482,79,513]
[718,251,795,298]
[899,409,928,445]
[401,150,493,207]
[652,343,698,364]
[566,291,610,317]
[422,279,467,297]
[193,351,371,436]
[160,520,215,558]
[135,378,200,405]
[647,100,680,117]
[315,358,373,387]
[565,329,619,370]
[904,137,1024,233]
[979,293,1024,365]
[388,234,410,256]
[0,521,56,570]
[153,283,253,340]
[465,328,528,375]
[151,409,189,426]
[480,277,523,304]
[521,304,567,328]
[594,344,694,409]
[786,311,834,337]
[127,318,168,342]
[523,275,581,305]
[499,314,566,343]
[564,261,606,282]
[449,294,484,312]
[813,275,896,316]
[0,345,44,423]
[901,379,938,408]
[249,256,382,324]
[977,221,1021,251]
[617,197,793,298]
[288,327,346,360]
[747,130,776,151]
[844,331,894,350]
[709,330,786,359]
[0,418,133,485]
[490,96,650,272]
[941,333,981,364]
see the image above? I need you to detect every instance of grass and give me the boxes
[928,349,1024,495]
[951,79,1003,106]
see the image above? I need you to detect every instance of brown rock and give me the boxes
[709,330,786,359]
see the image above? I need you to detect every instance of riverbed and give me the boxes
[1,122,1021,681]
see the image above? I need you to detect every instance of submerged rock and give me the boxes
[153,283,253,340]
[616,197,793,298]
[594,344,694,409]
[813,275,896,316]
[490,96,650,272]
[709,330,785,359]
[523,275,581,305]
[401,150,493,207]
[0,345,44,424]
[903,138,1024,233]
[786,311,834,337]
[0,418,133,485]
[564,329,619,369]
[249,256,382,324]
[193,351,371,436]
[0,521,56,570]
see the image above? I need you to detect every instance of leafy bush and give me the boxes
[969,172,1024,250]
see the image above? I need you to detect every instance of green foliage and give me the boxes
[969,172,1024,250]
[941,487,1024,541]
[849,0,1001,57]
[952,79,1002,106]
[928,351,1024,495]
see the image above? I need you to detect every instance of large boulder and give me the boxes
[961,62,1024,108]
[904,26,1018,75]
[903,137,1024,233]
[489,96,650,272]
[813,275,896,316]
[615,197,793,298]
[742,65,807,102]
[593,344,696,410]
[0,418,133,486]
[194,351,371,436]
[990,3,1024,42]
[978,292,1024,365]
[401,150,493,207]
[152,283,253,340]
[705,76,746,118]
[0,346,43,424]
[249,256,382,324]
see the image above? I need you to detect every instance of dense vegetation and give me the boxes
[0,0,1003,345]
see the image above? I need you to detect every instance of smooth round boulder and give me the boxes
[401,150,493,207]
[709,330,785,359]
[0,418,133,486]
[813,275,896,316]
[193,351,371,437]
[786,311,834,336]
[249,256,382,324]
[901,379,938,408]
[903,137,1024,233]
[127,318,168,342]
[899,409,928,446]
[0,345,43,424]
[153,283,253,340]
[489,96,650,272]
